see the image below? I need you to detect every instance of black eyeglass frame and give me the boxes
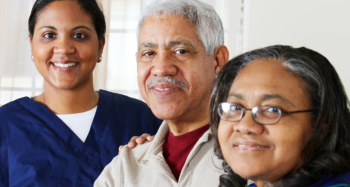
[217,102,314,125]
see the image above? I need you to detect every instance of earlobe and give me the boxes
[213,45,229,74]
[98,36,106,62]
[30,36,34,62]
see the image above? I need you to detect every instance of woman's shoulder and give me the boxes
[0,97,36,131]
[99,89,149,108]
[328,172,350,186]
[308,172,350,187]
[0,97,31,114]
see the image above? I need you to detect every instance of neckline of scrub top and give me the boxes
[17,89,112,166]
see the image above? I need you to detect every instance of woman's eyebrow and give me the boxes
[261,94,295,107]
[227,93,295,107]
[39,26,56,30]
[72,26,92,31]
[38,26,92,32]
[228,93,243,100]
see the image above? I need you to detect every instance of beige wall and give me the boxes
[246,0,350,96]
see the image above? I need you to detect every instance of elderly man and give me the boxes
[94,0,229,186]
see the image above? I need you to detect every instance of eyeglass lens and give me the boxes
[218,102,281,125]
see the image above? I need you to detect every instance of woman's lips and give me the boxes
[53,62,77,68]
[233,140,270,151]
[50,60,78,72]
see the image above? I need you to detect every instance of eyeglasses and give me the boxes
[217,102,314,125]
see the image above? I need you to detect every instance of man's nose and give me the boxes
[151,52,178,77]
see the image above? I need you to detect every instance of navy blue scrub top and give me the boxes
[0,90,162,187]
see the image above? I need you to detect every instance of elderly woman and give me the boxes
[0,0,161,186]
[210,45,350,186]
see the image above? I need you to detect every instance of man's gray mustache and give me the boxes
[147,76,187,88]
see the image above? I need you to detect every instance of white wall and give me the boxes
[246,0,350,97]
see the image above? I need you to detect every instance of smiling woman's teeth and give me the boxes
[53,63,76,68]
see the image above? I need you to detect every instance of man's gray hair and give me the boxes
[137,0,224,56]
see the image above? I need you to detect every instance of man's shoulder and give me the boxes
[120,141,152,159]
[190,136,224,171]
[106,141,153,171]
[94,142,154,187]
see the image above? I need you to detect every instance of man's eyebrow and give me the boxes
[168,40,196,51]
[39,26,56,30]
[72,26,92,31]
[261,94,295,107]
[139,42,157,49]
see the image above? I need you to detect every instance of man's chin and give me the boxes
[151,111,182,121]
[149,105,184,121]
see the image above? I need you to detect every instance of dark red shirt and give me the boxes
[162,124,210,180]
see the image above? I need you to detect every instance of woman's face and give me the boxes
[218,59,313,185]
[30,0,104,90]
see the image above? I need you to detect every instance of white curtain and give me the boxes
[0,0,39,106]
[0,0,243,106]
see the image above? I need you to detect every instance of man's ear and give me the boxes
[213,45,229,74]
[97,36,106,62]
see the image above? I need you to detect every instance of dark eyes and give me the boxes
[143,51,155,57]
[74,33,86,39]
[266,107,281,113]
[227,104,282,114]
[231,105,242,111]
[43,33,55,39]
[175,49,189,55]
[139,48,191,62]
[142,49,188,57]
[42,33,87,39]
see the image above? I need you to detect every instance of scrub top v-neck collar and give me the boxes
[18,90,112,166]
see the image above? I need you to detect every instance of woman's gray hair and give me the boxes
[137,0,224,56]
[210,45,350,186]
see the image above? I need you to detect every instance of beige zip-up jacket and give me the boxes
[94,121,225,187]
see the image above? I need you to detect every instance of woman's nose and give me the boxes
[233,111,264,135]
[54,36,75,55]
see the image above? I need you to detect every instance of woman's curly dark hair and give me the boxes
[210,45,350,186]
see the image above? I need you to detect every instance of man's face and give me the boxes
[137,15,217,124]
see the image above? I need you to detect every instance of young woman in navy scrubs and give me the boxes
[0,0,161,186]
